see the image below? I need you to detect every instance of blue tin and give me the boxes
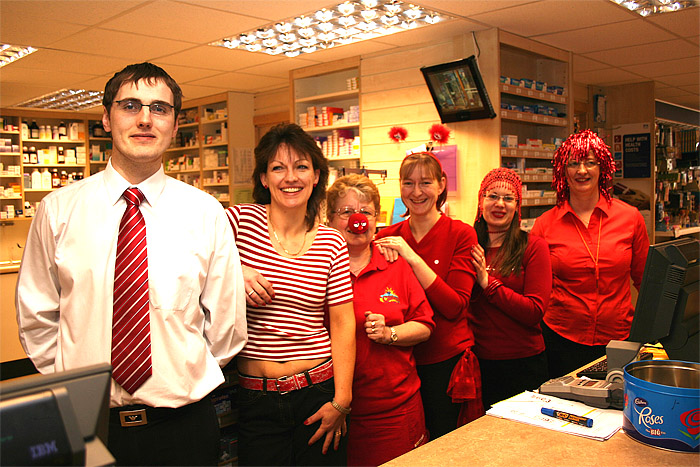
[623,360,700,452]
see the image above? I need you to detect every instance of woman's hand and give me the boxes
[471,244,489,289]
[243,264,274,306]
[375,236,414,263]
[364,311,389,344]
[304,402,347,454]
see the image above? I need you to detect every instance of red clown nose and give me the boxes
[348,212,369,234]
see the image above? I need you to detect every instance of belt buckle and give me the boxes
[119,409,148,427]
[275,375,297,395]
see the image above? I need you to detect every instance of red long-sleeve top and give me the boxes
[376,214,478,365]
[531,197,649,345]
[469,234,552,360]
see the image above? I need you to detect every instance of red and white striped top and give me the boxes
[226,204,353,361]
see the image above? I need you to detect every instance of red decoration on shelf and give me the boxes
[388,126,408,143]
[428,124,450,145]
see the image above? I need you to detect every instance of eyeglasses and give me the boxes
[334,207,376,219]
[566,160,599,169]
[114,99,174,117]
[483,193,517,204]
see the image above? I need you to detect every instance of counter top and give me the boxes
[382,412,696,467]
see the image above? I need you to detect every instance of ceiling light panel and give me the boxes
[0,44,38,68]
[610,0,699,16]
[210,0,451,57]
[16,89,103,111]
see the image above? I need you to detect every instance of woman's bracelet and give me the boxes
[330,399,351,415]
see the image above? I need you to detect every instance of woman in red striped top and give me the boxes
[225,124,355,466]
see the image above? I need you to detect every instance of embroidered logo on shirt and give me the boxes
[379,287,400,304]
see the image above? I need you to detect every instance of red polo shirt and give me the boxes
[351,243,435,416]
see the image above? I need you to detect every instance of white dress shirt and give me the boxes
[16,161,247,408]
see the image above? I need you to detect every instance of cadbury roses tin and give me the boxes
[623,360,700,452]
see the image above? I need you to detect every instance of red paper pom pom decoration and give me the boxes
[388,126,408,143]
[428,124,450,145]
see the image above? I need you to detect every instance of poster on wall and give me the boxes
[407,144,458,193]
[613,123,652,178]
[611,123,653,239]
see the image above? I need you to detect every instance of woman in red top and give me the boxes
[374,152,482,439]
[531,130,649,378]
[469,168,552,409]
[327,174,434,466]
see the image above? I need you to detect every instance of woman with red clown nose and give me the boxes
[469,167,552,409]
[327,174,435,466]
[531,130,649,379]
[374,151,483,439]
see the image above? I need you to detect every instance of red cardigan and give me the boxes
[468,234,552,360]
[376,215,478,365]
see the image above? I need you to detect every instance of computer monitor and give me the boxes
[628,237,699,363]
[0,363,114,466]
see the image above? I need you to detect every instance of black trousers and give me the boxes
[108,396,220,466]
[416,353,462,440]
[478,351,549,409]
[542,322,607,379]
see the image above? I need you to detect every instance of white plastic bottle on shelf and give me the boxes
[21,122,29,139]
[31,169,41,189]
[41,168,52,190]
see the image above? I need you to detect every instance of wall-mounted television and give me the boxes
[421,55,496,123]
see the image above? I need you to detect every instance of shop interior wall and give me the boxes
[359,29,501,223]
[1,219,31,363]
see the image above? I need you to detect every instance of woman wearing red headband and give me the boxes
[531,130,649,378]
[469,168,551,408]
[375,152,482,439]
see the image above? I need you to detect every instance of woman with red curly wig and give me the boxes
[531,130,649,378]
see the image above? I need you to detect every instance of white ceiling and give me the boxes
[0,0,698,113]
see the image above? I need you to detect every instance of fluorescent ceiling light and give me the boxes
[210,0,451,57]
[16,89,103,111]
[0,44,38,67]
[610,0,698,16]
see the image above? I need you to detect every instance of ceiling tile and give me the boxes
[186,72,287,92]
[99,0,265,44]
[0,66,98,89]
[0,0,149,27]
[0,17,86,48]
[533,19,675,54]
[469,0,635,37]
[573,54,611,73]
[645,7,700,40]
[0,82,66,107]
[623,57,700,79]
[0,50,127,75]
[149,62,229,84]
[238,57,321,79]
[50,29,193,61]
[365,19,485,47]
[583,39,699,67]
[656,72,700,87]
[574,67,646,86]
[157,46,279,72]
[416,0,541,18]
[174,0,332,21]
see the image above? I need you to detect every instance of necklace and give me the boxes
[573,211,603,288]
[271,223,307,257]
[350,251,372,276]
[487,229,508,234]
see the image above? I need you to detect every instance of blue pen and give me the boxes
[541,407,593,427]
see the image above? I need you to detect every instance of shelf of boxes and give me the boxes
[498,32,572,223]
[291,58,361,167]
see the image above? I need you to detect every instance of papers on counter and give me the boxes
[486,391,623,441]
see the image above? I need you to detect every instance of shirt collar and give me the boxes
[555,195,612,221]
[104,159,166,207]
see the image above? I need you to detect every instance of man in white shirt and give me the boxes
[16,62,247,465]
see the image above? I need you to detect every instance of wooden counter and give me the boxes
[382,413,696,466]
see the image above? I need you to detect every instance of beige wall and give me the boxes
[1,218,31,362]
[359,29,501,223]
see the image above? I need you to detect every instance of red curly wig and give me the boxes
[552,129,615,205]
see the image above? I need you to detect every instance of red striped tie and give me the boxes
[112,187,152,394]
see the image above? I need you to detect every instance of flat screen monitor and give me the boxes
[420,56,496,123]
[628,237,699,362]
[0,363,113,466]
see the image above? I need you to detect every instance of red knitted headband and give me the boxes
[475,167,523,223]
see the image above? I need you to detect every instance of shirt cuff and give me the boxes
[484,277,503,298]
